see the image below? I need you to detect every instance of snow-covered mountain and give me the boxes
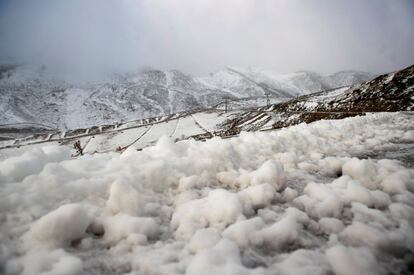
[220,64,414,133]
[198,67,373,98]
[2,64,412,153]
[0,65,374,129]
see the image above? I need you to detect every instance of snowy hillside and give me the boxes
[0,112,413,275]
[0,65,373,129]
[198,67,373,97]
[1,65,412,153]
[220,65,414,132]
[0,109,235,153]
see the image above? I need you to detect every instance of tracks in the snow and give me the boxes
[191,114,212,136]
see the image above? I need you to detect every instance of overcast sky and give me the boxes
[0,0,413,77]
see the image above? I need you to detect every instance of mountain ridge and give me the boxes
[0,64,374,129]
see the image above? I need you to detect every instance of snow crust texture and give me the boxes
[0,112,413,275]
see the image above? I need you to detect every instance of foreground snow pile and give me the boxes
[0,112,413,275]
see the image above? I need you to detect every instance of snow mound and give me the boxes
[171,189,244,240]
[106,181,142,216]
[23,204,91,249]
[0,112,413,274]
[0,145,70,182]
[326,245,386,275]
[103,214,159,244]
[6,248,83,275]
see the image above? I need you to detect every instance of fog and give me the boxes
[0,0,413,77]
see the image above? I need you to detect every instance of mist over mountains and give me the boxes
[1,0,413,76]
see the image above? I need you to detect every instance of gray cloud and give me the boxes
[0,0,413,77]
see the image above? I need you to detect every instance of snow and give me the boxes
[170,116,205,141]
[23,204,91,249]
[311,87,350,102]
[318,217,344,234]
[281,187,298,202]
[0,112,413,274]
[272,249,330,275]
[64,88,92,129]
[239,113,270,128]
[6,248,83,275]
[2,111,229,153]
[259,214,299,250]
[187,228,221,253]
[222,217,265,248]
[0,145,71,181]
[83,126,150,153]
[384,72,396,84]
[191,112,227,132]
[249,160,285,189]
[185,239,264,275]
[130,120,178,149]
[102,214,159,244]
[238,183,276,211]
[106,181,142,216]
[171,189,244,240]
[326,245,386,275]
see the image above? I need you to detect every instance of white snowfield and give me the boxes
[0,112,413,275]
[0,111,232,154]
